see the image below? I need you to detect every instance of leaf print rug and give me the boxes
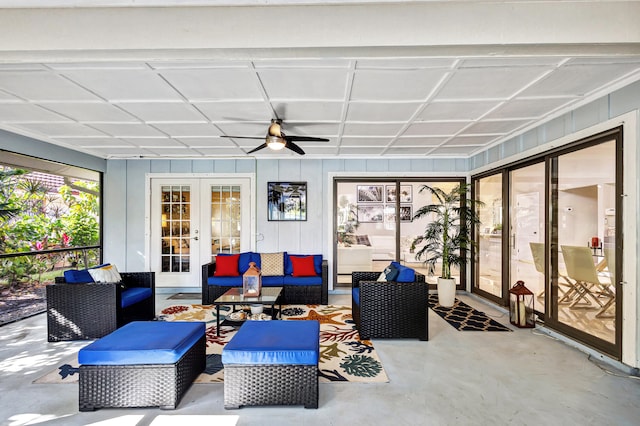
[34,304,388,384]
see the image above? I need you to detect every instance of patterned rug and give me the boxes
[428,295,512,332]
[34,304,388,384]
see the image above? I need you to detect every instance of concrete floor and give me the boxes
[1,292,640,426]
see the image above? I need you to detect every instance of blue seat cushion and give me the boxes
[262,276,284,286]
[208,276,243,286]
[222,320,319,366]
[121,287,152,308]
[352,287,360,306]
[78,321,205,365]
[391,261,416,282]
[283,276,322,286]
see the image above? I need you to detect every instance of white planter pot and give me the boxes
[436,277,456,307]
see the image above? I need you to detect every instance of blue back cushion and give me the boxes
[284,253,322,276]
[391,261,416,282]
[383,263,399,281]
[63,263,110,283]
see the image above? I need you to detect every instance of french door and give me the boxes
[149,177,252,288]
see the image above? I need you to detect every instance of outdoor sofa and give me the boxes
[202,251,328,305]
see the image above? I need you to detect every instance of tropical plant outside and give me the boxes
[0,165,101,290]
[412,183,483,280]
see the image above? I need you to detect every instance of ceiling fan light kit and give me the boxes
[266,135,286,151]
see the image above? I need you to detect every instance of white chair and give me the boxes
[529,242,574,301]
[560,245,615,317]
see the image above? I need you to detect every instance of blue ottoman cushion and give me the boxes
[78,321,205,365]
[222,320,319,366]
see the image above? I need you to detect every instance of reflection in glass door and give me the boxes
[554,140,616,344]
[476,173,503,298]
[509,163,546,313]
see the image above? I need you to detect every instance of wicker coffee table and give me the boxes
[214,287,283,336]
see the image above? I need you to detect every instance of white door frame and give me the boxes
[145,173,256,289]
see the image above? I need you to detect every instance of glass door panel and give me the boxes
[160,185,192,273]
[509,163,546,312]
[210,185,241,255]
[555,141,616,344]
[476,174,503,298]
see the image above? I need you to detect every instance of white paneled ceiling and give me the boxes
[0,1,639,160]
[1,56,639,159]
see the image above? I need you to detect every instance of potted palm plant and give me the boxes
[412,183,483,307]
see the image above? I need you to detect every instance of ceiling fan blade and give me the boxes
[286,141,306,155]
[247,143,268,154]
[221,135,265,140]
[284,135,330,142]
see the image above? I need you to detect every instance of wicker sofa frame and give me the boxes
[352,271,429,341]
[47,272,155,342]
[224,364,318,409]
[202,259,328,305]
[79,334,205,411]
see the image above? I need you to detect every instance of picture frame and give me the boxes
[399,204,413,222]
[357,185,384,203]
[399,185,413,203]
[267,182,307,221]
[357,204,384,223]
[386,185,412,203]
[385,185,397,202]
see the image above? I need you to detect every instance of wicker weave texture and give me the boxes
[47,272,155,342]
[224,364,318,409]
[79,335,205,411]
[202,259,328,305]
[352,271,429,341]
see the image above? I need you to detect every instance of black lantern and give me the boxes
[509,280,535,328]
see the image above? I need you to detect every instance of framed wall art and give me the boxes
[357,204,384,223]
[267,182,307,221]
[357,185,384,203]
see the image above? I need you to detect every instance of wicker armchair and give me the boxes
[47,272,155,342]
[352,271,428,341]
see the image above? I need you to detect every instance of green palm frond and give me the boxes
[412,183,484,279]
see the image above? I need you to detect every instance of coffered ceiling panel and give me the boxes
[0,53,639,159]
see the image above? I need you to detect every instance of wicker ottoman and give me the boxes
[78,321,206,411]
[222,320,320,409]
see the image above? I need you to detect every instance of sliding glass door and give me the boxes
[472,127,622,358]
[334,178,464,288]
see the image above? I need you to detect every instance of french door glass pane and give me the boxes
[160,185,191,272]
[555,141,616,343]
[210,185,241,257]
[509,163,545,312]
[476,174,503,297]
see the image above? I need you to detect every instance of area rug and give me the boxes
[34,304,388,384]
[428,295,512,332]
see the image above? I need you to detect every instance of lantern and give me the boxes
[242,261,262,297]
[509,280,535,328]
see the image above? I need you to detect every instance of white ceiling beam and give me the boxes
[0,2,639,62]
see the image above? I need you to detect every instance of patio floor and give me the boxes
[1,292,639,425]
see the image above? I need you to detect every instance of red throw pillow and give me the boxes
[291,255,317,277]
[214,254,240,276]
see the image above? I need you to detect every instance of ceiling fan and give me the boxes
[222,119,330,155]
